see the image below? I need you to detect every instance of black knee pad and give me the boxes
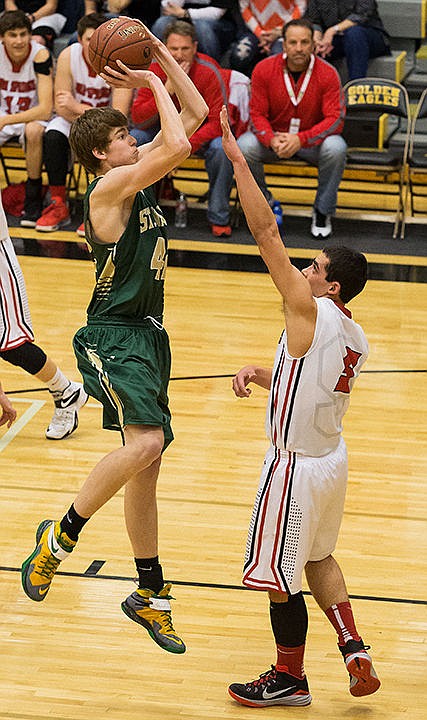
[0,342,47,375]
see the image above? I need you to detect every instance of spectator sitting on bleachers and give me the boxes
[4,0,67,50]
[132,20,243,237]
[107,1,162,28]
[34,12,132,246]
[57,1,97,36]
[229,0,307,77]
[237,18,347,239]
[151,1,238,62]
[57,1,105,48]
[0,11,53,226]
[304,0,391,80]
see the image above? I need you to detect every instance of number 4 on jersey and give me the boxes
[151,236,167,280]
[334,346,362,393]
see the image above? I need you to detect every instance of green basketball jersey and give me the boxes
[83,179,168,324]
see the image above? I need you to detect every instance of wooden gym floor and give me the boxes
[0,254,426,720]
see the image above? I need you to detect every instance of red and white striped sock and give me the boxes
[325,601,362,647]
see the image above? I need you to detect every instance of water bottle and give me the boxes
[272,200,284,238]
[175,191,188,228]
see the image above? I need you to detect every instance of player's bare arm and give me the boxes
[233,365,272,397]
[148,28,208,137]
[102,24,208,140]
[220,107,316,356]
[90,71,190,244]
[54,47,89,122]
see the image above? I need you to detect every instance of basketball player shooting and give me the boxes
[21,24,208,655]
[220,106,380,706]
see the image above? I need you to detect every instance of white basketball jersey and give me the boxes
[0,40,44,115]
[266,297,369,456]
[0,194,33,350]
[70,42,111,108]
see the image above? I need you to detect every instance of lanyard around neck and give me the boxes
[283,53,315,106]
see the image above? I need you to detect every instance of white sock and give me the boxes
[47,369,70,396]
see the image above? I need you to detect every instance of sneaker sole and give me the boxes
[347,656,381,697]
[21,520,54,602]
[311,229,332,239]
[35,218,72,232]
[121,600,186,654]
[45,412,79,440]
[228,687,312,707]
[20,220,37,228]
[45,391,89,440]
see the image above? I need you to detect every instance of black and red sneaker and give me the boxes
[339,639,381,697]
[228,665,312,707]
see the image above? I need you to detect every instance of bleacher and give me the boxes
[1,1,427,238]
[160,1,427,238]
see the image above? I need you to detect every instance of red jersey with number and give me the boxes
[0,40,44,115]
[266,297,368,456]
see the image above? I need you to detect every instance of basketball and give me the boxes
[88,17,153,76]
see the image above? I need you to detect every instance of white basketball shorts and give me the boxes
[243,437,348,595]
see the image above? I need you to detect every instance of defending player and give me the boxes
[221,107,380,705]
[0,191,88,439]
[21,25,208,654]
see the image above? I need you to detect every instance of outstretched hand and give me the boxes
[100,60,155,89]
[232,366,257,398]
[0,390,17,428]
[220,105,242,163]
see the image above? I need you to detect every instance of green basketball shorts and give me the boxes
[73,320,173,448]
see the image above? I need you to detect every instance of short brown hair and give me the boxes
[283,18,314,40]
[77,12,106,39]
[323,246,368,303]
[0,10,32,36]
[70,107,128,174]
[163,19,197,44]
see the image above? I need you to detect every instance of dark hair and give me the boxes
[323,246,368,303]
[163,19,197,43]
[77,12,106,39]
[283,18,314,40]
[0,10,32,35]
[70,107,128,174]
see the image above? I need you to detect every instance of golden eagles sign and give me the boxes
[347,83,401,108]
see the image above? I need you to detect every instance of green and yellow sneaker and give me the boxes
[21,520,75,601]
[121,583,186,654]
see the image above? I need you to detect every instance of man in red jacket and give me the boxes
[131,20,235,237]
[238,18,347,238]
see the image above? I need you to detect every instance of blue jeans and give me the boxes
[130,127,234,226]
[151,16,235,62]
[237,131,347,216]
[330,25,391,80]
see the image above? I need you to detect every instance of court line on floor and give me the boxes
[0,398,45,452]
[5,367,427,396]
[1,565,425,606]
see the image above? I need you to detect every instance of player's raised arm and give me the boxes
[100,21,208,138]
[221,107,316,339]
[148,27,209,137]
[96,68,191,200]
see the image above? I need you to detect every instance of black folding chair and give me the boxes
[343,78,411,239]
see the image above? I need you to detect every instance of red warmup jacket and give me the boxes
[249,53,345,149]
[132,53,228,154]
